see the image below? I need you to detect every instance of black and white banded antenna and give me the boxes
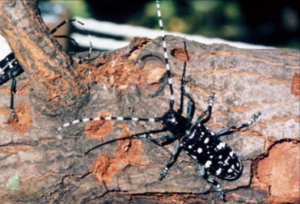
[156,0,175,110]
[57,116,163,132]
[57,0,173,132]
[50,19,93,61]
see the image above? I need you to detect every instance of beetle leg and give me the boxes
[132,128,177,146]
[215,112,261,137]
[133,133,177,146]
[159,142,182,180]
[10,77,18,121]
[199,165,225,202]
[194,92,215,124]
[184,90,195,122]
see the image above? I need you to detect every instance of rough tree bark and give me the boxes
[0,1,299,204]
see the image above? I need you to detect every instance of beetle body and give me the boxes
[0,53,23,86]
[161,109,192,136]
[156,91,259,202]
[57,1,261,201]
[0,53,23,120]
[181,125,243,180]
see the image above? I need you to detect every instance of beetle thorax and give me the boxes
[161,110,191,136]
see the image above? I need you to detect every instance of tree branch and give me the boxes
[0,0,299,204]
[0,0,89,117]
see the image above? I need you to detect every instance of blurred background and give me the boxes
[1,0,300,59]
[42,0,299,51]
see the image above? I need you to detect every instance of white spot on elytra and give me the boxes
[204,160,212,168]
[209,155,213,159]
[224,157,230,165]
[191,155,197,160]
[204,138,209,144]
[219,155,223,159]
[188,145,192,149]
[201,132,205,135]
[216,168,222,175]
[228,169,233,173]
[236,162,240,167]
[216,142,226,150]
[229,151,234,157]
[197,148,203,154]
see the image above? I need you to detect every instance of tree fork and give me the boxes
[0,0,90,117]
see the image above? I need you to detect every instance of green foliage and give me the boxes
[50,0,92,18]
[47,0,299,49]
[139,1,245,40]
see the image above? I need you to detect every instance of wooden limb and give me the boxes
[0,1,299,203]
[0,0,89,117]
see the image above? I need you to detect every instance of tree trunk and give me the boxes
[0,1,299,204]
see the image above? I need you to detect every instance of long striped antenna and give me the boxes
[50,19,93,61]
[57,116,163,132]
[156,0,175,110]
[57,1,175,132]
